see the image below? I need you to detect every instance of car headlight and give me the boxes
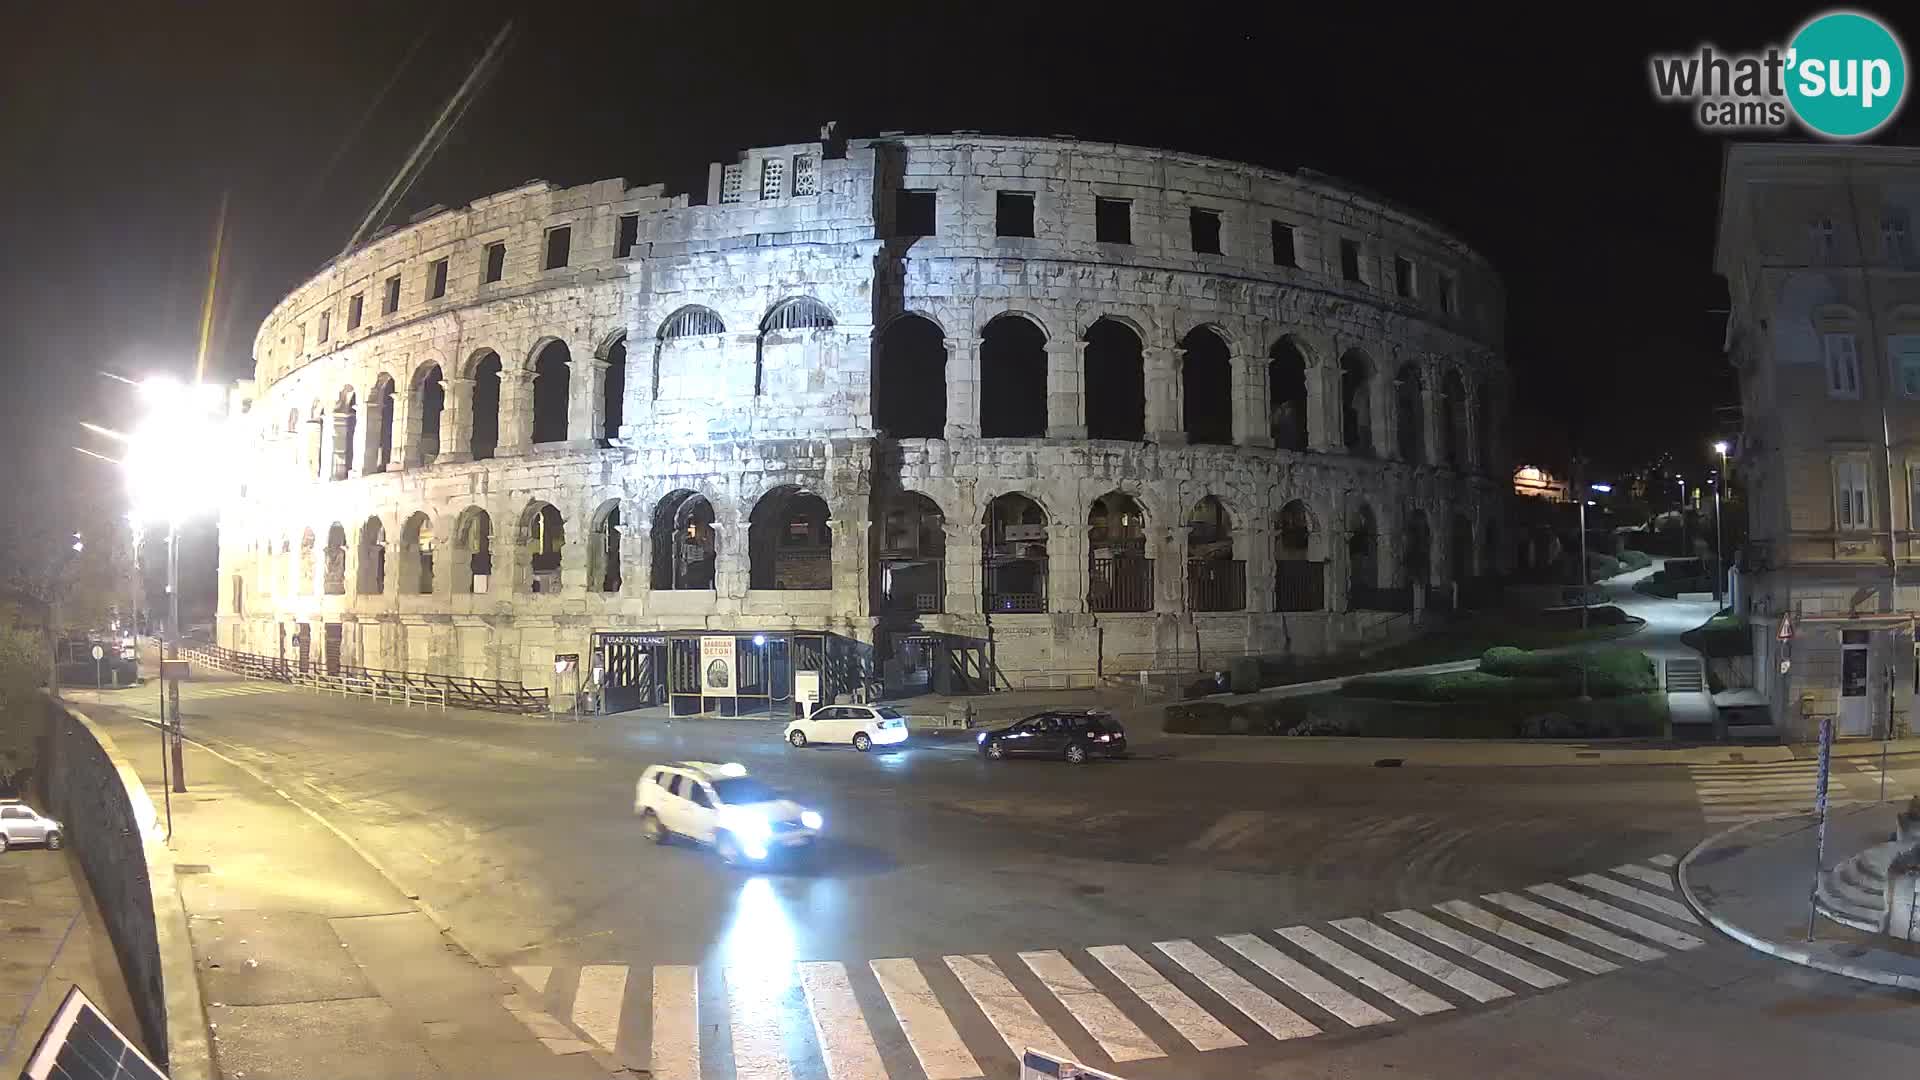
[800,810,823,830]
[720,808,772,842]
[977,732,988,744]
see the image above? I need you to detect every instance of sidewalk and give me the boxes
[1678,804,1920,990]
[85,709,609,1080]
[0,847,141,1075]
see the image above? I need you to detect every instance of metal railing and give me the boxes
[1187,559,1246,612]
[1089,555,1153,613]
[1349,583,1415,612]
[1274,560,1326,612]
[184,644,550,714]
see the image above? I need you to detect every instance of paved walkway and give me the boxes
[1600,563,1721,732]
[0,844,140,1074]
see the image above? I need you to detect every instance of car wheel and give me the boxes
[853,732,872,752]
[0,835,8,854]
[45,832,63,851]
[640,810,668,845]
[1065,743,1089,764]
[788,729,808,748]
[716,833,741,866]
[985,740,1006,760]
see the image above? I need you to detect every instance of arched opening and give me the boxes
[298,529,315,595]
[308,403,326,479]
[984,493,1049,612]
[1084,318,1145,441]
[1181,327,1233,445]
[876,492,945,614]
[470,350,502,459]
[412,364,444,465]
[278,538,292,597]
[873,315,946,437]
[531,341,570,444]
[979,315,1047,438]
[748,487,833,590]
[398,512,434,595]
[1441,370,1467,470]
[523,503,565,593]
[1347,505,1379,607]
[1088,492,1150,612]
[356,517,387,594]
[368,375,396,472]
[1451,512,1475,581]
[601,336,627,443]
[1269,338,1310,451]
[650,491,716,590]
[1274,500,1326,611]
[323,523,347,594]
[1341,350,1373,456]
[1187,495,1244,611]
[1403,509,1433,587]
[590,501,623,593]
[332,390,358,480]
[757,298,836,398]
[652,306,726,402]
[451,508,493,594]
[1395,363,1425,464]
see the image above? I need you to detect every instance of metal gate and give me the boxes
[595,632,666,713]
[323,622,343,675]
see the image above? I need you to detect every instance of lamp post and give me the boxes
[1712,441,1729,608]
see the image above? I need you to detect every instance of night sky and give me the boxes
[4,1,1913,518]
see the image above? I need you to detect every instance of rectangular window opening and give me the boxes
[347,293,364,330]
[1271,221,1296,267]
[543,226,571,270]
[316,310,330,344]
[617,213,640,258]
[1340,238,1363,282]
[1394,256,1415,298]
[382,275,401,315]
[896,189,936,237]
[1437,273,1456,314]
[1823,332,1861,398]
[1190,207,1222,255]
[996,191,1035,238]
[1894,333,1920,398]
[1096,197,1132,244]
[484,241,506,284]
[1838,459,1871,531]
[427,258,448,300]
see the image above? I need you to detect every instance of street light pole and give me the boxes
[1577,458,1590,702]
[1712,442,1728,609]
[167,520,185,793]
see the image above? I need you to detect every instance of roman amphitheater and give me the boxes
[215,132,1509,714]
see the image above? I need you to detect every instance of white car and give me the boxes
[785,705,911,751]
[632,761,821,864]
[0,801,64,853]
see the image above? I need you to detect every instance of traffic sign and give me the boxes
[89,644,104,661]
[1777,612,1795,641]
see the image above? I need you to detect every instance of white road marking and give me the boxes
[1646,854,1678,867]
[1188,811,1266,852]
[1020,950,1163,1062]
[797,961,888,1080]
[1382,909,1566,989]
[1329,918,1513,1003]
[1570,874,1700,924]
[1482,892,1665,962]
[1086,945,1244,1052]
[512,964,552,993]
[652,965,700,1080]
[945,954,1073,1062]
[1155,939,1320,1041]
[571,964,628,1053]
[1216,933,1393,1027]
[1609,863,1676,890]
[869,958,982,1080]
[726,964,796,1080]
[1435,900,1619,975]
[1527,884,1706,950]
[1273,926,1453,1016]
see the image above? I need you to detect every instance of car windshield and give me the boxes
[711,778,780,805]
[876,707,905,719]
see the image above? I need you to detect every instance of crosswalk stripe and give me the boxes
[1216,933,1393,1028]
[1436,901,1619,975]
[512,965,552,993]
[1382,910,1566,989]
[1646,854,1678,867]
[1610,864,1675,890]
[1482,893,1665,962]
[653,965,700,1080]
[797,962,888,1080]
[727,964,796,1080]
[945,954,1073,1062]
[1019,950,1163,1062]
[572,964,627,1053]
[1328,918,1513,1003]
[1273,926,1453,1016]
[1154,939,1320,1041]
[1570,874,1700,924]
[1527,885,1705,950]
[1085,945,1243,1052]
[869,958,981,1080]
[1695,781,1818,792]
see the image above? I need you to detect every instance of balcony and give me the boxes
[1089,555,1153,613]
[985,557,1047,613]
[1188,559,1247,612]
[878,558,944,615]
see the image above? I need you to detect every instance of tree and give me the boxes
[0,606,45,794]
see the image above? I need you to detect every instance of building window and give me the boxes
[1886,209,1913,262]
[617,213,639,258]
[1271,221,1296,267]
[1837,458,1871,531]
[996,191,1035,238]
[1823,332,1861,398]
[792,155,818,196]
[1095,197,1131,244]
[1437,272,1457,315]
[720,163,744,205]
[347,293,364,330]
[896,189,936,237]
[1394,256,1415,298]
[543,226,571,270]
[1811,218,1837,262]
[296,323,306,352]
[382,275,401,315]
[1909,463,1920,530]
[484,242,506,284]
[1340,238,1363,282]
[1190,208,1222,255]
[760,158,784,200]
[427,258,448,300]
[316,310,330,345]
[1893,334,1920,398]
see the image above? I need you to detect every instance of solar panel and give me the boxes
[20,985,167,1080]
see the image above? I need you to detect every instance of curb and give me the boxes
[1676,813,1920,992]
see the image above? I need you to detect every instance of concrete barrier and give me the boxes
[37,696,211,1078]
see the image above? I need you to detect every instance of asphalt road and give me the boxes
[69,680,1920,1079]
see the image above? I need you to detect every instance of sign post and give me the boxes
[90,644,103,689]
[1808,714,1835,941]
[554,653,580,722]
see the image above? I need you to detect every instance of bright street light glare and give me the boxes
[1591,483,1613,493]
[1713,440,1730,455]
[124,376,235,529]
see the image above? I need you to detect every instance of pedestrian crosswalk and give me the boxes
[1687,759,1867,824]
[506,856,1704,1077]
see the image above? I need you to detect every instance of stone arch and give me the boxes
[467,349,503,459]
[298,528,316,595]
[1347,503,1380,602]
[367,373,397,472]
[1274,499,1327,611]
[356,515,387,595]
[873,314,946,438]
[409,360,445,465]
[450,507,493,594]
[1394,362,1425,464]
[1084,317,1146,442]
[755,297,838,399]
[983,492,1050,612]
[876,491,946,614]
[1181,326,1233,446]
[747,485,833,590]
[1402,508,1433,586]
[1441,367,1467,470]
[398,511,435,595]
[1187,494,1243,611]
[599,333,628,443]
[1268,336,1311,451]
[531,339,570,444]
[1341,349,1374,456]
[519,501,565,593]
[1087,491,1150,613]
[652,305,728,401]
[650,490,717,590]
[588,499,624,593]
[980,314,1048,437]
[323,522,347,594]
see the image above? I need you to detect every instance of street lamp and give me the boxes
[1712,441,1730,608]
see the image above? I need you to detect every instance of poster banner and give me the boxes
[700,635,736,696]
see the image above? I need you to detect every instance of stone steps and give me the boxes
[1815,842,1902,934]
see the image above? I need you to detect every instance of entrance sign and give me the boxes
[700,635,736,696]
[795,670,821,713]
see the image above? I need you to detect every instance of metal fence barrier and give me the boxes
[182,644,550,715]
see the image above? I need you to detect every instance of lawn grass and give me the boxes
[1164,689,1669,739]
[1341,646,1658,702]
[1680,610,1751,660]
[1254,606,1644,691]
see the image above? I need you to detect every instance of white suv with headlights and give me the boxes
[785,704,910,751]
[632,761,822,865]
[0,801,64,853]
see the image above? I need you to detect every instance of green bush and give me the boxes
[1618,549,1653,570]
[0,622,44,794]
[1342,670,1565,702]
[1586,552,1623,581]
[1478,646,1658,695]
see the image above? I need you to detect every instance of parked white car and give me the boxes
[785,705,911,751]
[0,801,64,853]
[632,761,821,864]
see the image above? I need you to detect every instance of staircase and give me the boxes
[1815,842,1898,933]
[1665,658,1706,693]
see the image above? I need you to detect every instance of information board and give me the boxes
[700,635,736,696]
